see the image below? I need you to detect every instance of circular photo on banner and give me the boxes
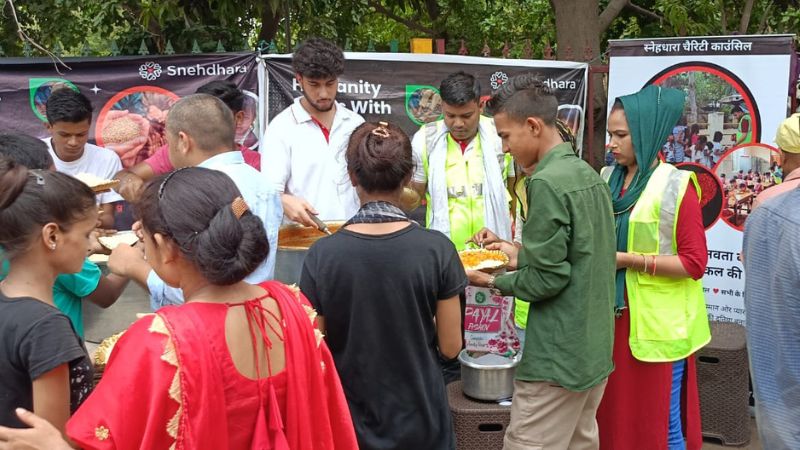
[676,162,724,230]
[714,143,781,231]
[646,62,760,167]
[29,79,79,122]
[405,85,443,125]
[95,86,180,168]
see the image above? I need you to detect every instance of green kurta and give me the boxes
[494,143,616,391]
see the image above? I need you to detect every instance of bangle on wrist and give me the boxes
[651,255,658,276]
[641,254,648,273]
[487,275,496,290]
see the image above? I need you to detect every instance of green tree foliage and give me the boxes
[1,0,797,57]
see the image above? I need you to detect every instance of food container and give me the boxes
[459,350,521,401]
[274,222,342,285]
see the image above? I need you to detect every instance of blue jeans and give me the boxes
[668,360,687,450]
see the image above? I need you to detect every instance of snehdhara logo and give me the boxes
[139,62,162,81]
[139,61,247,81]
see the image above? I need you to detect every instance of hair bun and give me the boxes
[0,158,29,209]
[192,205,269,285]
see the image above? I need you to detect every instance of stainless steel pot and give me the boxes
[459,350,521,401]
[274,222,342,285]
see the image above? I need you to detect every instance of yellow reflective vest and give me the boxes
[602,163,711,362]
[421,118,512,250]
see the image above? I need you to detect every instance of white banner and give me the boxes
[607,35,795,325]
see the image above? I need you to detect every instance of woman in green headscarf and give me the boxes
[596,85,711,450]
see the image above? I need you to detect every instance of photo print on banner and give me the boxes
[0,52,260,169]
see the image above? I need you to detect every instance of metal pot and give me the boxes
[274,222,343,285]
[459,349,521,401]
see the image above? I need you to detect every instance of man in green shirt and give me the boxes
[467,75,616,450]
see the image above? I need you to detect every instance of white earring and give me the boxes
[50,244,56,250]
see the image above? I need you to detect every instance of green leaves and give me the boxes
[2,0,798,57]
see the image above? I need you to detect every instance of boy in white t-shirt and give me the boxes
[44,89,123,228]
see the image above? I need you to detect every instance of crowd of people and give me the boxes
[616,104,751,170]
[0,36,798,450]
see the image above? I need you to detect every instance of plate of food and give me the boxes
[459,249,510,273]
[98,231,139,251]
[74,173,120,193]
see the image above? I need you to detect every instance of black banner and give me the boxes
[0,52,259,168]
[265,53,588,150]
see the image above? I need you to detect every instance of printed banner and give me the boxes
[263,52,588,153]
[607,35,796,325]
[0,52,260,168]
[464,286,519,356]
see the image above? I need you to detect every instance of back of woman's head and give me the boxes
[0,157,95,258]
[346,122,413,193]
[136,167,269,286]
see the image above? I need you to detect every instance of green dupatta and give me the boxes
[608,85,685,312]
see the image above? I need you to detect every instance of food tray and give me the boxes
[459,249,510,273]
[89,180,120,193]
[98,231,139,250]
[73,173,120,193]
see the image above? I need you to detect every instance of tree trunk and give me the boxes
[550,0,602,61]
[257,5,283,44]
[739,0,755,34]
[550,0,606,168]
[719,0,728,33]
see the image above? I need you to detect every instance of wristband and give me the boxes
[487,275,496,290]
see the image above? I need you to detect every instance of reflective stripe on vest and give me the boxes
[624,163,711,362]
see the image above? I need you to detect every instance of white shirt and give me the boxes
[146,151,284,310]
[691,145,704,163]
[261,97,364,221]
[198,151,282,283]
[45,138,123,204]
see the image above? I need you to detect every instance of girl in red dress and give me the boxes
[0,167,357,450]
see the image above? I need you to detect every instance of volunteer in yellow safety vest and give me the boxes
[409,71,515,250]
[596,85,711,450]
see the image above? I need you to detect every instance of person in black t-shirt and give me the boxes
[300,121,466,450]
[0,155,96,431]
